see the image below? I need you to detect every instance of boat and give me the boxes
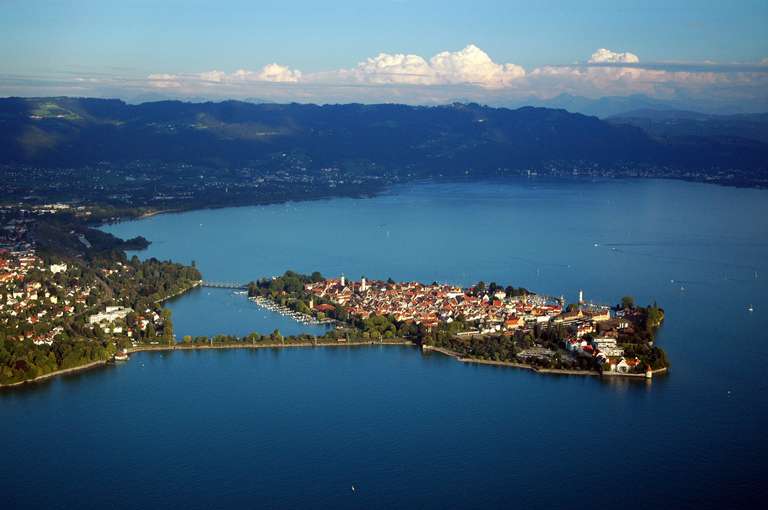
[748,304,754,312]
[113,349,129,362]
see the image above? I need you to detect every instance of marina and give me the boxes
[248,295,337,326]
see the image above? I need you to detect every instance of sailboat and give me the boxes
[748,304,754,312]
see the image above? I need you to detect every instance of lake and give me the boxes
[3,178,767,508]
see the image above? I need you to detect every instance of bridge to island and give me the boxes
[201,281,249,290]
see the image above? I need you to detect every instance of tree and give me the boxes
[161,308,174,344]
[621,296,635,309]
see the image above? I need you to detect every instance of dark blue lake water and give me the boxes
[3,179,767,508]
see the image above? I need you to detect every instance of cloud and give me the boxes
[228,64,303,83]
[345,52,435,85]
[430,44,525,87]
[198,70,227,83]
[588,48,640,64]
[147,73,181,88]
[5,45,766,111]
[335,44,525,88]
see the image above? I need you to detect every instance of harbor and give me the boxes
[248,294,337,327]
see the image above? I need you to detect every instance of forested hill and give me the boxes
[1,97,765,173]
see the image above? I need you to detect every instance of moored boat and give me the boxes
[113,349,129,362]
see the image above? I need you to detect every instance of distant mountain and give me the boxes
[508,94,675,118]
[607,109,768,143]
[504,93,768,119]
[0,97,765,173]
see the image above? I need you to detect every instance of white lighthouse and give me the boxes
[361,277,367,292]
[578,289,584,304]
[340,273,346,286]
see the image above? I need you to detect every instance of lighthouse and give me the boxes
[361,277,367,292]
[340,273,346,286]
[578,289,584,304]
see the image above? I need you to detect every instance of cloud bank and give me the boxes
[2,45,767,112]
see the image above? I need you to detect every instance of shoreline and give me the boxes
[0,340,414,388]
[421,345,668,379]
[0,359,109,389]
[101,187,388,226]
[90,176,767,230]
[155,280,202,303]
[1,339,668,389]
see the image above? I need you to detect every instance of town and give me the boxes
[0,207,201,384]
[303,274,666,376]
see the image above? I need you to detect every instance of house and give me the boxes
[565,338,587,352]
[615,356,642,373]
[49,263,68,274]
[588,309,611,322]
[88,306,132,325]
[504,316,525,330]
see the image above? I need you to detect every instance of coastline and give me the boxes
[103,187,389,226]
[1,338,669,389]
[0,359,109,389]
[0,340,414,388]
[421,345,669,379]
[155,280,202,303]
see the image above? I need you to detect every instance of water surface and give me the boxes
[3,178,767,508]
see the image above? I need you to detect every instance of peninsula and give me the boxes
[246,271,668,376]
[0,201,667,386]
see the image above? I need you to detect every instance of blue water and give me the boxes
[165,287,329,339]
[3,179,768,508]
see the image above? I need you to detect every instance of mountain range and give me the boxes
[1,97,765,175]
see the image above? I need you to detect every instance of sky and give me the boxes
[1,0,767,110]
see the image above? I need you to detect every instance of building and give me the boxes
[49,263,68,274]
[88,306,133,325]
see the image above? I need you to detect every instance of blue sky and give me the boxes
[1,0,767,107]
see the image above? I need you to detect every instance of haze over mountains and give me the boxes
[502,93,768,118]
[1,97,765,176]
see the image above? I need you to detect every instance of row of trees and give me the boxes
[0,337,116,384]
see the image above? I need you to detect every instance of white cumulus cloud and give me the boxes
[430,44,526,87]
[252,63,302,83]
[198,70,228,83]
[588,48,640,64]
[147,73,181,88]
[351,52,436,85]
[197,65,301,84]
[337,44,525,88]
